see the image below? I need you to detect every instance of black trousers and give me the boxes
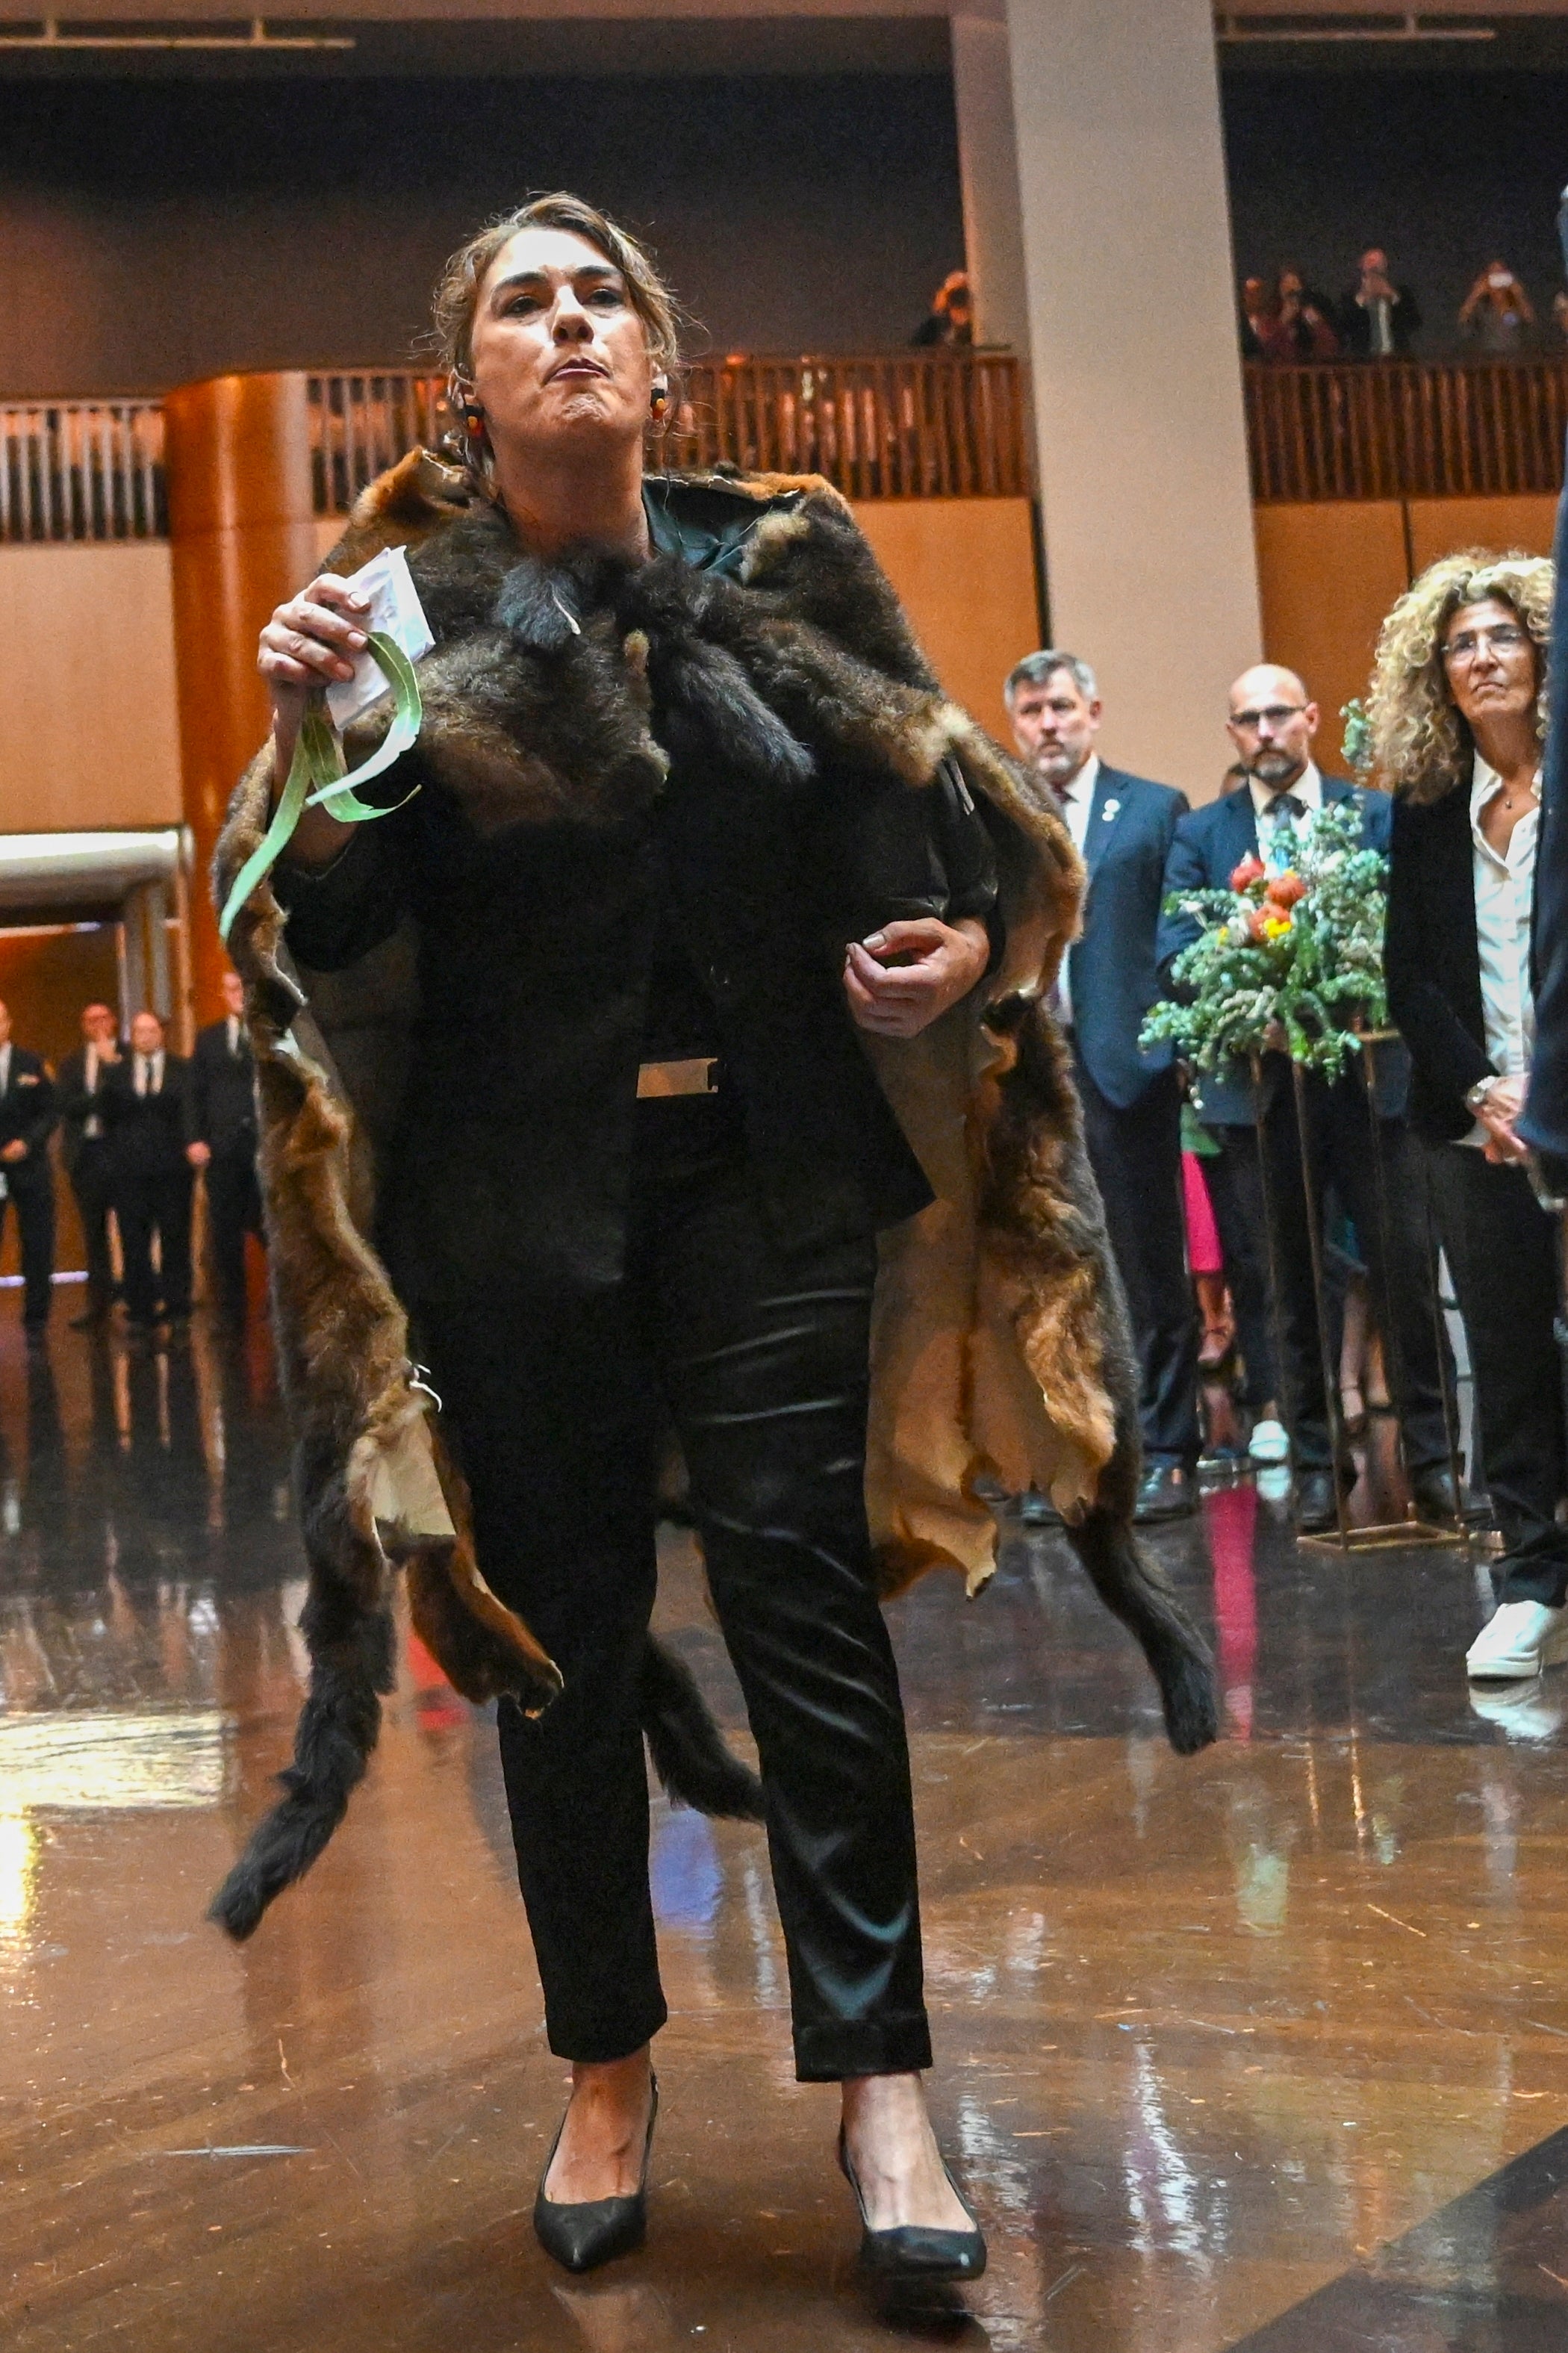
[417,1095,930,2082]
[1215,1077,1449,1472]
[1425,1145,1568,1607]
[116,1168,194,1322]
[1073,1053,1200,1467]
[0,1172,55,1326]
[205,1148,264,1324]
[68,1142,115,1312]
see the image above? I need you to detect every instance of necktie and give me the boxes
[1266,792,1306,864]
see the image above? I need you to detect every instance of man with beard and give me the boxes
[1006,651,1200,1520]
[1157,665,1455,1532]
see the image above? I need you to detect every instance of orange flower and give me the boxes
[1231,854,1266,892]
[1266,871,1307,909]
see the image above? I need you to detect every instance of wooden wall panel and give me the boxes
[1253,501,1409,783]
[852,497,1041,745]
[0,546,181,833]
[1406,494,1561,574]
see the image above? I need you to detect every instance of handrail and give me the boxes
[1246,358,1568,503]
[307,352,1033,513]
[13,356,1568,541]
[0,401,164,543]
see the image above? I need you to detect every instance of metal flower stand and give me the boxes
[1246,1036,1470,1555]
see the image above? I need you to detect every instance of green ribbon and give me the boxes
[218,629,423,945]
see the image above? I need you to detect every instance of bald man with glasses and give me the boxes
[1156,665,1454,1532]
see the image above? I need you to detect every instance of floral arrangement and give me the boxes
[1139,800,1389,1078]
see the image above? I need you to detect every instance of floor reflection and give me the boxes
[0,1308,1565,2351]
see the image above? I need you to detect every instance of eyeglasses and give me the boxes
[1442,623,1529,666]
[1231,703,1306,733]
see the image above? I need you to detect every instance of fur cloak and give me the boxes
[209,452,1216,1938]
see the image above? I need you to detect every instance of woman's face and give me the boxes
[1440,597,1539,735]
[467,225,655,462]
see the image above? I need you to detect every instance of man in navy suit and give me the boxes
[1007,652,1201,1520]
[1157,664,1453,1530]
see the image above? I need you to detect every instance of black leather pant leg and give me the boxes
[417,1290,669,2065]
[638,1111,930,2083]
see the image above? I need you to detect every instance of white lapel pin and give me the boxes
[1101,798,1121,821]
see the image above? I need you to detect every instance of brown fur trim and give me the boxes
[211,453,1215,1934]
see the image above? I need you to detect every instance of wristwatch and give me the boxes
[1465,1076,1502,1113]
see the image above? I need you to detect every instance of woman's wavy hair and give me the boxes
[431,192,682,392]
[1367,547,1554,803]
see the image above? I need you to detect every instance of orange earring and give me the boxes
[650,382,671,422]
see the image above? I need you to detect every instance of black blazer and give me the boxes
[190,1019,257,1158]
[0,1047,56,1189]
[276,481,1001,1302]
[1064,764,1189,1110]
[1385,783,1498,1143]
[103,1054,194,1182]
[1339,282,1422,357]
[1157,773,1404,1126]
[56,1042,123,1172]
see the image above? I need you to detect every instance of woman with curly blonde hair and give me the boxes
[1376,548,1568,1680]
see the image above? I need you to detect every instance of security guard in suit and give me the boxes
[1007,652,1200,1521]
[56,1001,124,1328]
[0,998,58,1335]
[188,970,263,1327]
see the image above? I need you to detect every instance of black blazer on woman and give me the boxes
[1385,783,1498,1142]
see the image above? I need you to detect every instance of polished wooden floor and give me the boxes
[1,1307,1567,2350]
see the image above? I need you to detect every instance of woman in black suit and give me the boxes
[1376,549,1566,1680]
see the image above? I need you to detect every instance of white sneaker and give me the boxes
[1468,1682,1568,1741]
[1248,1417,1290,1466]
[1465,1600,1568,1681]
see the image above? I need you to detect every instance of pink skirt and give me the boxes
[1182,1151,1224,1276]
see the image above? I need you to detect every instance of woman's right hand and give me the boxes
[257,574,373,865]
[258,574,372,760]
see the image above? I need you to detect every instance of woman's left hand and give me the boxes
[844,917,989,1039]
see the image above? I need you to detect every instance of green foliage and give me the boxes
[1139,801,1388,1079]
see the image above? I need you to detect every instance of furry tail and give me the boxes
[1065,1512,1219,1755]
[208,1606,395,1941]
[640,1635,766,1821]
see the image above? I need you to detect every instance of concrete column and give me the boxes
[163,372,318,1022]
[1005,0,1260,796]
[950,14,1030,356]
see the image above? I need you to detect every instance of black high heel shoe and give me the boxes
[533,2076,659,2275]
[837,2125,987,2284]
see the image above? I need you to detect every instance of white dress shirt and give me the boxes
[1464,752,1539,1147]
[0,1044,12,1096]
[226,1015,241,1058]
[1052,752,1100,1028]
[84,1044,105,1140]
[134,1049,165,1098]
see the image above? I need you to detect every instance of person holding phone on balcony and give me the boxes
[214,193,1213,2289]
[1340,246,1421,358]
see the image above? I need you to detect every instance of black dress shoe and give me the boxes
[838,2127,987,2285]
[1133,1464,1197,1523]
[1295,1467,1348,1533]
[533,2077,658,2275]
[1410,1465,1463,1524]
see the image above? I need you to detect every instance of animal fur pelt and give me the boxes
[211,453,1216,1938]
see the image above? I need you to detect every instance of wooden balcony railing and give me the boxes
[0,401,164,543]
[308,352,1033,515]
[1246,358,1568,503]
[14,355,1568,543]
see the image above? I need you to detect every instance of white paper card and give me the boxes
[324,543,435,731]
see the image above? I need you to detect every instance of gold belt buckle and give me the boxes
[636,1057,719,1100]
